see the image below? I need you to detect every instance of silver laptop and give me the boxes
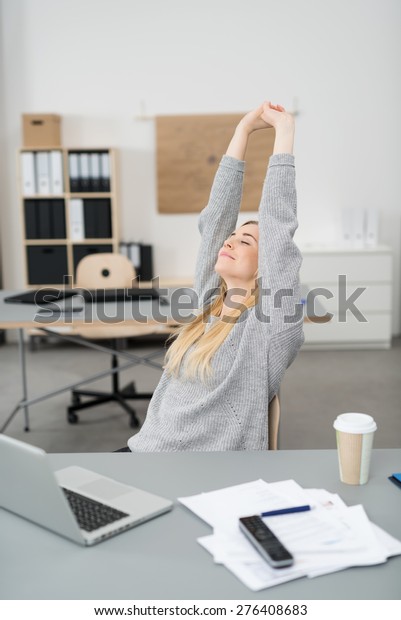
[0,435,173,546]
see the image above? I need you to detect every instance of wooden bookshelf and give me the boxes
[17,147,119,287]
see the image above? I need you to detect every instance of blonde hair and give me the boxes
[164,220,259,381]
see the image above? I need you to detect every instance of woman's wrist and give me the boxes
[226,126,250,160]
[273,122,295,155]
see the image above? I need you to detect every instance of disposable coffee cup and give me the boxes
[333,413,377,485]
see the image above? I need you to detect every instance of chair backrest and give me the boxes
[268,394,280,450]
[75,253,136,289]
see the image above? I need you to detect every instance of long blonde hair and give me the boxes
[164,221,259,381]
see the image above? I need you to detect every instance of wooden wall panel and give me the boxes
[156,114,275,214]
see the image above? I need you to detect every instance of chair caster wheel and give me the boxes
[68,411,79,424]
[129,415,140,429]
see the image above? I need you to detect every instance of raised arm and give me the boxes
[256,103,303,335]
[194,106,271,304]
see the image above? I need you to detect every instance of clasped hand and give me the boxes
[238,101,294,134]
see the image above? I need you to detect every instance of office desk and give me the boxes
[1,449,400,600]
[0,289,329,433]
[0,289,182,432]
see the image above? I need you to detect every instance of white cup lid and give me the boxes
[333,413,377,434]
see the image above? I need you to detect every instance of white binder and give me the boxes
[79,153,90,192]
[341,208,353,247]
[128,242,141,269]
[341,208,365,248]
[89,153,101,191]
[49,151,64,194]
[365,208,379,247]
[21,152,36,195]
[69,199,85,240]
[68,153,79,192]
[100,152,111,191]
[351,208,365,249]
[35,152,51,195]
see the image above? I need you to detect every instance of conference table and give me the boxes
[1,449,400,600]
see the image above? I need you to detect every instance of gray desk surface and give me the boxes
[0,286,328,330]
[1,449,400,600]
[0,289,178,329]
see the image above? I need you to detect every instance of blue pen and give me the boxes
[261,504,311,517]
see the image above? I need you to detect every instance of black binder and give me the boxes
[38,200,51,239]
[52,200,66,238]
[138,245,153,281]
[83,199,112,238]
[24,200,38,239]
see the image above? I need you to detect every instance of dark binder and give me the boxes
[83,199,112,238]
[24,200,38,239]
[138,245,153,281]
[83,200,97,238]
[38,200,51,239]
[52,200,66,238]
[97,199,112,238]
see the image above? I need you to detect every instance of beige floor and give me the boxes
[0,336,400,453]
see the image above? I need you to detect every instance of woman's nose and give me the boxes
[224,239,233,249]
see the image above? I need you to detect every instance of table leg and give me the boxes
[18,329,30,431]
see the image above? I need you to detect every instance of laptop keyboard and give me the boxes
[62,487,129,532]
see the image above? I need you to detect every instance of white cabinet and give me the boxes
[300,246,393,349]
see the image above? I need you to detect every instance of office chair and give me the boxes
[268,394,280,450]
[67,253,166,428]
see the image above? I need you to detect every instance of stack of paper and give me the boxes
[178,479,401,591]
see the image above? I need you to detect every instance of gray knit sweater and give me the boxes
[128,153,304,452]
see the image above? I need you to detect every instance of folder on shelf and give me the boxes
[21,152,37,195]
[24,200,38,238]
[89,153,101,192]
[139,244,153,281]
[83,199,112,238]
[69,198,85,240]
[128,242,141,270]
[83,200,96,238]
[35,152,51,195]
[97,199,112,237]
[351,208,364,249]
[68,153,80,192]
[100,152,111,192]
[38,200,51,239]
[365,208,379,247]
[52,199,66,238]
[49,150,64,194]
[79,153,90,192]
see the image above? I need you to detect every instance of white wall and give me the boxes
[1,0,401,333]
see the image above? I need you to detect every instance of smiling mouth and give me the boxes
[219,252,235,260]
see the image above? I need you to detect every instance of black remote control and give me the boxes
[239,515,294,568]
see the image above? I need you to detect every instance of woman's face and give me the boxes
[215,223,259,285]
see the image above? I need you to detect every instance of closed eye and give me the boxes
[241,241,250,245]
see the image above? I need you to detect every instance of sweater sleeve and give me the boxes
[257,153,304,336]
[193,155,245,306]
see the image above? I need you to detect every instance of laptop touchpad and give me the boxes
[79,478,132,501]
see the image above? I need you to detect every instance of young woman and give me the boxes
[127,101,304,452]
